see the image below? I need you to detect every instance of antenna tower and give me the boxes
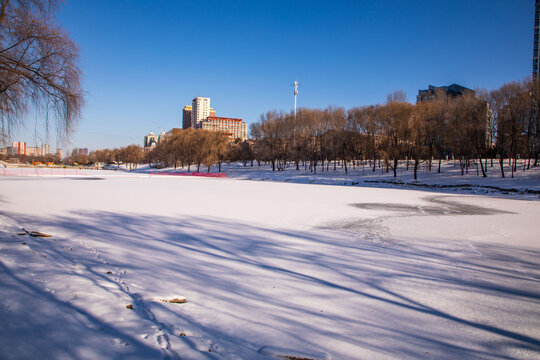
[292,80,300,118]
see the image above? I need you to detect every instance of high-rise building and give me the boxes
[209,107,216,117]
[416,84,474,103]
[78,148,89,156]
[56,149,63,159]
[534,0,539,79]
[199,116,248,141]
[182,105,192,129]
[191,97,210,128]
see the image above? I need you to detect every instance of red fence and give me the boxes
[149,172,226,178]
[0,167,227,178]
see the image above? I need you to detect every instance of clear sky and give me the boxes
[11,0,535,152]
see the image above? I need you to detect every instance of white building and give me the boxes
[191,97,210,128]
[144,131,158,149]
[41,144,52,156]
[158,129,167,143]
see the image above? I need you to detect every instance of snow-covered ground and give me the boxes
[0,165,539,359]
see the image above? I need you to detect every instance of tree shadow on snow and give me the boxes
[2,210,540,359]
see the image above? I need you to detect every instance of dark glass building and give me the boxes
[534,0,539,79]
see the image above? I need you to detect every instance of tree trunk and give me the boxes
[478,156,487,177]
[499,157,505,178]
[511,157,515,178]
[414,158,419,181]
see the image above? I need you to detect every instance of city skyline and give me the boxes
[6,0,535,153]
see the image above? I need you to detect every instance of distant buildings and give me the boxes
[158,129,166,143]
[145,96,247,148]
[417,83,493,148]
[144,131,158,149]
[0,141,60,160]
[26,146,41,156]
[534,0,540,79]
[8,141,27,156]
[178,96,248,142]
[191,97,211,128]
[143,130,167,150]
[182,105,192,129]
[41,144,52,156]
[416,84,474,103]
[199,117,248,141]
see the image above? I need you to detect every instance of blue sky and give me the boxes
[12,0,535,152]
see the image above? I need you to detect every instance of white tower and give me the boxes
[292,80,300,118]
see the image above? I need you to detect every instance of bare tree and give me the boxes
[0,0,83,141]
[379,96,413,177]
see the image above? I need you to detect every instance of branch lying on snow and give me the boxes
[22,228,51,237]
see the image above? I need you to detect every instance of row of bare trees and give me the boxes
[74,78,539,179]
[145,128,230,172]
[87,145,143,169]
[81,129,247,172]
[250,79,540,179]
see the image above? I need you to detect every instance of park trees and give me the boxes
[0,0,84,140]
[379,95,414,177]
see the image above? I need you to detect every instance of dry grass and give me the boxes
[163,298,186,304]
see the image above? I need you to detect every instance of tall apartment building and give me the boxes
[182,105,192,129]
[199,116,248,141]
[534,0,540,79]
[191,97,210,128]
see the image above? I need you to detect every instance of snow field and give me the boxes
[0,174,539,359]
